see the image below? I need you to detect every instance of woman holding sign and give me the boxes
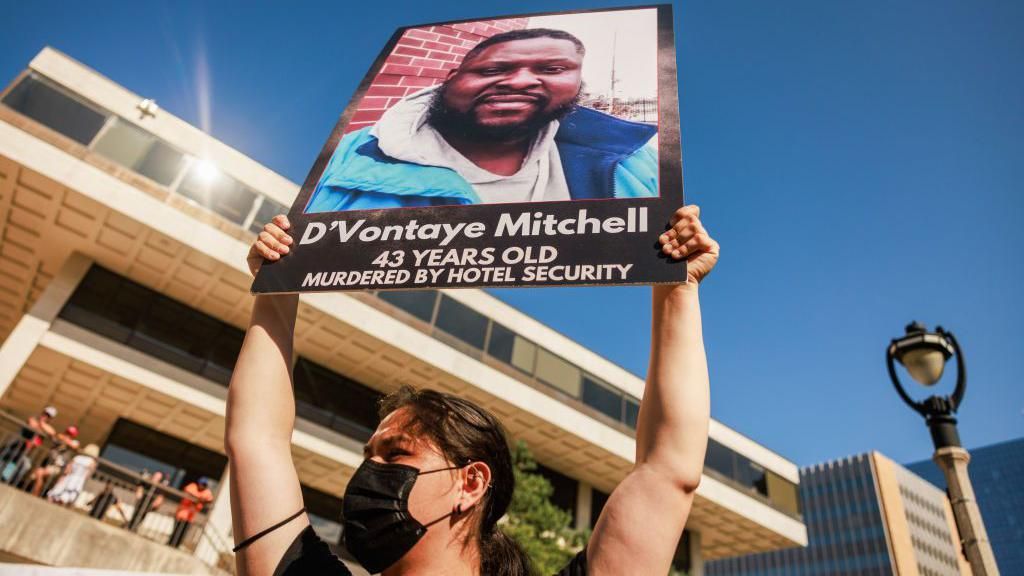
[226,206,719,576]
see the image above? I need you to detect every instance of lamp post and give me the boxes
[886,322,999,575]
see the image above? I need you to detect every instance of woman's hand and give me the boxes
[246,215,294,277]
[657,205,720,285]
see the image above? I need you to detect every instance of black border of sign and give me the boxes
[252,3,683,294]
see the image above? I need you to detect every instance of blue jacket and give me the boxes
[306,106,658,212]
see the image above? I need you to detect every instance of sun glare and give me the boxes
[194,159,219,185]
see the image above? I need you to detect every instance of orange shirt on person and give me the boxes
[174,482,213,522]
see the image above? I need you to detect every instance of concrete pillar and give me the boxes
[574,481,592,530]
[207,468,234,542]
[194,467,234,567]
[934,446,1000,575]
[688,530,704,576]
[0,252,91,400]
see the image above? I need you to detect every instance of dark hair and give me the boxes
[379,386,532,576]
[461,28,586,68]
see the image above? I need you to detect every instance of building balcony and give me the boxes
[0,412,232,574]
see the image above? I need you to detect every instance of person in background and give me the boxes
[128,470,167,531]
[47,443,99,506]
[30,424,80,496]
[169,476,214,548]
[1,405,58,486]
[88,479,131,524]
[28,405,58,439]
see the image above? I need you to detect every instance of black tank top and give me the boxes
[275,526,588,576]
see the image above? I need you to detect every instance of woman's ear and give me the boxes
[459,461,492,512]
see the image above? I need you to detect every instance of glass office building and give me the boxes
[707,452,971,576]
[0,48,807,574]
[908,436,1023,575]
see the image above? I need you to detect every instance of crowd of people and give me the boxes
[0,405,213,550]
[0,405,91,499]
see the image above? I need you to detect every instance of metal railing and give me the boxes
[0,410,235,574]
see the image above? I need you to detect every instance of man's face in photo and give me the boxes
[430,36,584,140]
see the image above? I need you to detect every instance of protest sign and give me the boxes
[252,4,684,293]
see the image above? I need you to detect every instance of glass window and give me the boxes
[487,324,538,374]
[590,489,609,529]
[735,457,768,496]
[59,266,149,343]
[59,265,247,387]
[131,296,222,374]
[176,161,258,225]
[487,323,515,362]
[92,118,152,167]
[92,118,185,186]
[672,530,692,573]
[293,358,382,440]
[136,139,185,185]
[203,326,245,385]
[2,74,107,145]
[624,397,640,429]
[582,375,622,421]
[765,473,801,517]
[378,290,437,323]
[302,485,344,545]
[534,348,581,397]
[704,439,735,478]
[535,463,578,517]
[102,418,227,489]
[248,197,288,234]
[435,295,488,350]
[510,336,537,373]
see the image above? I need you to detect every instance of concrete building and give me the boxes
[0,47,807,574]
[706,452,971,576]
[908,437,1022,575]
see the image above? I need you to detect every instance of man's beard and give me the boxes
[426,83,581,142]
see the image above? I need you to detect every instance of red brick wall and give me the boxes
[345,18,530,133]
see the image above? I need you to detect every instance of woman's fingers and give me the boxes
[668,204,700,227]
[672,231,715,260]
[663,206,700,243]
[659,205,715,260]
[246,215,293,276]
[264,221,293,247]
[259,231,289,256]
[253,239,280,261]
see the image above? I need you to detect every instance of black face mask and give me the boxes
[342,459,462,574]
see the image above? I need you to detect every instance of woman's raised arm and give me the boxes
[225,215,309,576]
[586,205,718,575]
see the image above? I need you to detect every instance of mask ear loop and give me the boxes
[421,508,458,529]
[418,461,483,528]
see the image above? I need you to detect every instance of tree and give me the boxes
[503,441,589,575]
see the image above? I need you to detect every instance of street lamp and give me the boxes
[887,322,1000,575]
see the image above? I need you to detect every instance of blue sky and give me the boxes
[3,1,1022,468]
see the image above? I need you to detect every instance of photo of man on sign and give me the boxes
[305,9,659,212]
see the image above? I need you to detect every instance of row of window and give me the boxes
[61,264,804,521]
[375,289,641,429]
[899,485,947,519]
[2,73,286,234]
[376,287,803,517]
[910,534,959,570]
[59,265,382,441]
[376,289,804,518]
